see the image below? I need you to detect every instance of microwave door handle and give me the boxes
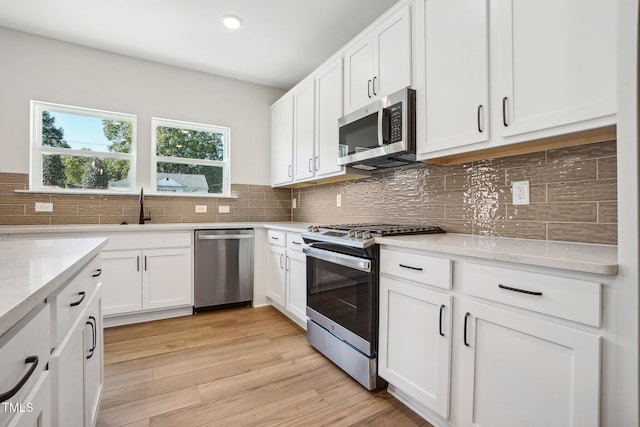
[377,106,385,146]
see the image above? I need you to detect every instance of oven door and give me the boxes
[303,244,377,356]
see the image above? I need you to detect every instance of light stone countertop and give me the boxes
[0,237,108,337]
[375,233,618,275]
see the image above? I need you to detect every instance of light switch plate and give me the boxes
[292,198,297,209]
[35,202,53,212]
[336,194,342,207]
[195,205,207,213]
[512,181,530,205]
[218,205,230,213]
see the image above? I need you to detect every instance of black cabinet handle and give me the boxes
[463,312,471,347]
[92,269,102,278]
[498,283,543,296]
[477,105,484,133]
[399,264,423,271]
[271,236,280,240]
[287,164,292,178]
[0,356,38,402]
[439,305,445,337]
[502,96,509,127]
[373,76,378,96]
[292,241,302,245]
[367,79,372,98]
[86,317,96,359]
[136,255,140,272]
[70,291,86,307]
[144,256,147,271]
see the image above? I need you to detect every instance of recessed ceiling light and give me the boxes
[223,15,242,30]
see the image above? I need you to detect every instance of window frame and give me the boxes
[151,117,231,197]
[30,100,138,193]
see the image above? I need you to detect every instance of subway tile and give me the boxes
[51,195,99,206]
[413,204,445,219]
[100,216,138,225]
[0,204,26,216]
[484,221,547,240]
[26,204,78,216]
[213,215,250,222]
[78,205,124,216]
[548,223,617,245]
[0,173,29,185]
[486,151,546,170]
[0,183,29,193]
[598,202,617,223]
[0,216,50,226]
[165,206,201,216]
[51,215,99,225]
[149,215,183,224]
[248,199,279,208]
[179,215,217,223]
[0,194,51,204]
[433,219,472,234]
[505,160,597,185]
[547,140,616,162]
[506,202,597,222]
[547,179,617,202]
[597,157,617,180]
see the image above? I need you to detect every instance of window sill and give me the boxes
[15,189,238,199]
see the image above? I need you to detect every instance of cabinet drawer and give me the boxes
[380,248,452,289]
[0,304,50,412]
[51,256,100,347]
[88,232,191,251]
[462,263,601,327]
[268,230,286,247]
[286,233,306,252]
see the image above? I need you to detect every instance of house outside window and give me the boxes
[30,101,137,192]
[150,118,231,196]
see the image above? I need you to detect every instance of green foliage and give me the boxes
[62,155,86,186]
[42,111,70,149]
[41,111,70,187]
[82,157,109,189]
[102,120,132,154]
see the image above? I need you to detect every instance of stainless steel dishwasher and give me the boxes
[194,229,254,312]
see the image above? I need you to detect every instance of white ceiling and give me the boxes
[0,0,399,90]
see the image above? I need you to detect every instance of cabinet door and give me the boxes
[271,96,294,186]
[344,35,374,113]
[142,248,192,310]
[267,245,286,307]
[293,79,316,181]
[315,57,343,177]
[6,372,51,427]
[491,0,616,138]
[379,277,452,418]
[84,285,103,427]
[101,250,142,316]
[50,314,85,427]
[373,5,411,98]
[421,0,489,154]
[459,300,600,427]
[286,249,307,326]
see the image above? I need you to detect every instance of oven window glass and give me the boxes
[307,257,373,342]
[339,113,379,156]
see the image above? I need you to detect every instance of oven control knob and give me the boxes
[348,229,356,238]
[363,231,372,239]
[308,225,319,232]
[355,230,363,238]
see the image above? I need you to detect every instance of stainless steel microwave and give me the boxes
[337,87,416,170]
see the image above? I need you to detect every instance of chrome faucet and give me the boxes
[138,188,151,224]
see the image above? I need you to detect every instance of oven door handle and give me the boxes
[303,247,371,273]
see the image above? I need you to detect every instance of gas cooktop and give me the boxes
[303,223,445,248]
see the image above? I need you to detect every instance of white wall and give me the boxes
[0,27,285,185]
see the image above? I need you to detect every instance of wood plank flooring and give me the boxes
[97,306,432,427]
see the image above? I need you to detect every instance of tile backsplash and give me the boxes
[0,176,291,225]
[293,140,617,245]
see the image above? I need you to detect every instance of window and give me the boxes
[151,118,230,195]
[30,101,137,192]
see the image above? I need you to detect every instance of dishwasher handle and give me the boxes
[197,234,254,240]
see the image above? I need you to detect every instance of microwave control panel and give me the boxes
[388,102,403,143]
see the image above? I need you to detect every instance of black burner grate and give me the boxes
[315,223,445,236]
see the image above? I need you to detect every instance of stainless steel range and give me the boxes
[302,223,444,390]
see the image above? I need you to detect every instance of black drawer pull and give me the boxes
[477,104,484,133]
[439,305,445,337]
[86,316,97,359]
[70,291,86,307]
[292,241,302,245]
[92,269,102,277]
[502,96,509,127]
[463,312,471,347]
[399,264,423,271]
[0,356,39,402]
[271,236,280,240]
[498,284,542,296]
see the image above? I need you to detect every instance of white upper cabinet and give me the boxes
[271,95,294,186]
[491,0,616,139]
[344,4,411,114]
[315,57,344,177]
[421,0,489,153]
[293,78,316,181]
[418,0,616,159]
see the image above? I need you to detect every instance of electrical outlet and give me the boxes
[218,205,230,213]
[336,194,342,207]
[35,202,53,212]
[512,181,530,205]
[292,198,297,209]
[195,205,207,213]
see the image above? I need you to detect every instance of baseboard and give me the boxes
[387,384,452,427]
[104,306,193,327]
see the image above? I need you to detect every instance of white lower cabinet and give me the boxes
[459,300,600,427]
[99,232,193,317]
[83,288,103,427]
[266,230,307,328]
[379,276,452,418]
[6,372,51,427]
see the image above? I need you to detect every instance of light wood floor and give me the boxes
[97,306,432,427]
